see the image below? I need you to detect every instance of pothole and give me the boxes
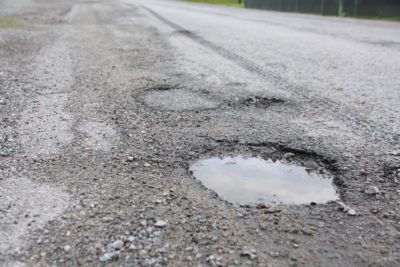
[138,88,219,111]
[145,84,177,91]
[242,96,284,108]
[228,96,286,109]
[190,156,339,206]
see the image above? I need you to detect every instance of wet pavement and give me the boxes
[0,0,400,266]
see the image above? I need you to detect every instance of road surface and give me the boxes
[0,0,399,266]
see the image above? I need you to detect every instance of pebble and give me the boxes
[153,230,162,237]
[389,150,400,156]
[99,252,119,262]
[63,245,71,253]
[110,240,124,250]
[155,220,167,228]
[283,152,295,159]
[265,205,282,214]
[365,186,380,195]
[337,201,350,212]
[347,209,356,216]
[241,250,257,260]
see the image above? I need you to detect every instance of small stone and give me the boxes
[155,220,167,228]
[265,205,282,214]
[304,161,319,170]
[99,252,119,262]
[153,231,161,237]
[144,162,151,167]
[127,156,134,162]
[389,150,400,156]
[337,201,350,212]
[259,220,269,230]
[241,250,257,261]
[64,245,71,253]
[206,255,217,267]
[127,236,135,242]
[256,203,266,209]
[365,186,380,195]
[347,209,356,216]
[283,152,295,159]
[110,240,124,250]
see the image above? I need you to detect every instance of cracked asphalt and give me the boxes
[0,0,400,266]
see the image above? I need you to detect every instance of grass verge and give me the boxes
[0,17,24,29]
[358,16,400,22]
[183,0,244,7]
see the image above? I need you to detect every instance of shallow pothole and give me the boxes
[138,88,219,111]
[241,96,284,108]
[190,156,339,206]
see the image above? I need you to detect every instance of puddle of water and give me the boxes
[190,156,339,205]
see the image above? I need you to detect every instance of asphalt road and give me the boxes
[0,0,399,266]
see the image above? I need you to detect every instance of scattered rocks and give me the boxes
[337,201,357,216]
[1,2,398,266]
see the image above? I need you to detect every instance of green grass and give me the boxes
[183,0,244,7]
[0,17,24,29]
[359,16,400,22]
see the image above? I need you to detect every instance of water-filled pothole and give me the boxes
[190,156,339,205]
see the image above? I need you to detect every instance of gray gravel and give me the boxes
[0,0,399,266]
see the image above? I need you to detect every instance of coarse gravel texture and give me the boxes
[0,0,400,266]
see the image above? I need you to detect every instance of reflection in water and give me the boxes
[190,156,338,205]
